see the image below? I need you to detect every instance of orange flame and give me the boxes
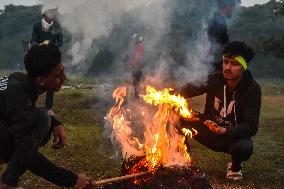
[106,85,198,174]
[142,86,193,119]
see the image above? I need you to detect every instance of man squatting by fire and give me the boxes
[179,41,261,180]
[0,44,92,189]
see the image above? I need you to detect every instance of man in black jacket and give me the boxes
[208,0,238,71]
[179,41,261,180]
[31,8,63,48]
[31,8,63,113]
[0,44,91,188]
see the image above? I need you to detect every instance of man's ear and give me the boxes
[36,76,46,87]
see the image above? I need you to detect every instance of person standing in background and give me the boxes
[31,7,63,112]
[208,0,239,72]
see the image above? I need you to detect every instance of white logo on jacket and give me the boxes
[214,97,235,118]
[0,76,8,91]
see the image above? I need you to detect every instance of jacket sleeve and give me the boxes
[31,24,39,45]
[179,74,218,98]
[27,152,77,187]
[51,115,63,127]
[207,20,229,45]
[56,25,63,48]
[2,135,77,187]
[226,86,262,138]
[179,82,209,98]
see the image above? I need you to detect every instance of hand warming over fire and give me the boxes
[52,125,67,149]
[203,120,226,135]
[181,111,200,122]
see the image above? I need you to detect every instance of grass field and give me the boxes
[0,74,283,189]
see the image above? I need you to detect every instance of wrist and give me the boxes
[220,127,227,135]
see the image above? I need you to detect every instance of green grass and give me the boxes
[0,78,283,188]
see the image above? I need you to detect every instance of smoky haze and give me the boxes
[37,0,219,159]
[37,0,217,86]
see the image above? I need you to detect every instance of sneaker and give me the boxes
[226,162,243,180]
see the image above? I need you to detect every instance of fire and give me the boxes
[105,85,198,175]
[142,86,193,119]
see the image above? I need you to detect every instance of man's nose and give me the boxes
[224,63,232,69]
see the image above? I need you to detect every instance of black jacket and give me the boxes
[207,12,229,71]
[31,21,63,48]
[0,73,77,187]
[180,71,262,139]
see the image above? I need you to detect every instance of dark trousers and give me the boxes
[180,119,253,172]
[45,90,54,109]
[132,69,142,98]
[0,109,52,163]
[0,124,14,163]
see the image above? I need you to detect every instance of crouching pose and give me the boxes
[0,44,91,189]
[179,41,261,180]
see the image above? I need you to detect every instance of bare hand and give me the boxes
[72,174,92,189]
[203,120,226,135]
[52,125,67,149]
[181,111,200,122]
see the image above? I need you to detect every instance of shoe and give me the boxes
[226,162,243,180]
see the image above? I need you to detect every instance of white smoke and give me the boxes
[37,0,220,161]
[37,0,216,83]
[37,0,168,72]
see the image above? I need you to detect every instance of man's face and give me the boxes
[44,15,53,24]
[224,5,235,19]
[222,56,244,80]
[40,63,67,92]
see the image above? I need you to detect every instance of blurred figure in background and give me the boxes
[31,7,63,112]
[208,0,239,72]
[130,33,144,98]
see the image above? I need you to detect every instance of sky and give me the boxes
[0,0,275,10]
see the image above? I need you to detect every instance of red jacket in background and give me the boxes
[130,42,144,66]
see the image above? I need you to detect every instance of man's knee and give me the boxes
[230,139,253,161]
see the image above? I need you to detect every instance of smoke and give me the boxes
[37,0,217,85]
[37,0,220,160]
[37,0,169,73]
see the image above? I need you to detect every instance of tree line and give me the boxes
[0,1,283,77]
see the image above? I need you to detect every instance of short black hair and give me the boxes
[223,41,255,63]
[24,44,61,78]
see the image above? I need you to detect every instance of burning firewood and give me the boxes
[91,155,212,189]
[93,155,212,189]
[100,86,212,188]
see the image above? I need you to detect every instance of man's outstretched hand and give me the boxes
[72,174,92,189]
[203,120,226,135]
[52,125,67,149]
[181,111,200,122]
